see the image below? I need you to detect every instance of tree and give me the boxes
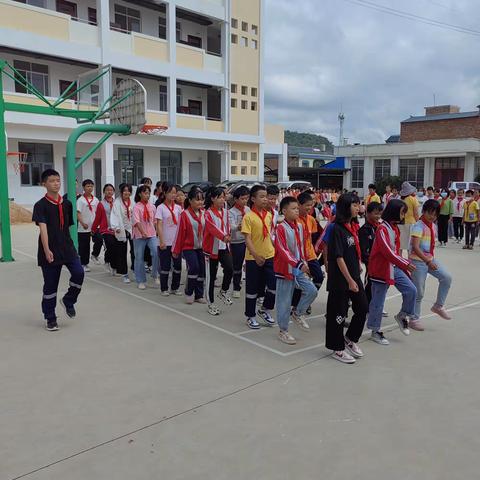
[374,175,403,196]
[285,130,334,152]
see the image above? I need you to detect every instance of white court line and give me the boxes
[13,248,289,357]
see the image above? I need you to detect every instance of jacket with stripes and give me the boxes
[274,220,306,280]
[171,208,205,256]
[203,207,230,259]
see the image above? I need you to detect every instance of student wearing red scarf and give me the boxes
[32,169,84,331]
[325,193,369,363]
[410,199,453,327]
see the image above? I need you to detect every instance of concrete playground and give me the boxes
[1,223,480,479]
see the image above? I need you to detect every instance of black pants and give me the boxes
[465,222,477,246]
[292,259,324,308]
[245,258,276,318]
[41,257,84,321]
[78,232,102,266]
[205,249,233,304]
[183,249,205,299]
[453,217,464,240]
[438,214,450,243]
[158,245,182,292]
[115,233,134,275]
[326,280,368,351]
[103,234,119,270]
[231,242,246,291]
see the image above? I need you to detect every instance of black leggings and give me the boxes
[437,214,450,243]
[452,217,464,240]
[465,222,477,246]
[116,232,134,275]
[205,249,233,304]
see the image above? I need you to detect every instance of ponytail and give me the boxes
[204,186,225,210]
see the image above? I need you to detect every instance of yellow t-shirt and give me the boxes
[241,210,275,260]
[364,193,381,206]
[463,200,479,222]
[403,195,419,225]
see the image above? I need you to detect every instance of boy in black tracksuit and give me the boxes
[358,201,383,305]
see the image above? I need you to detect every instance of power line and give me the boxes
[342,0,480,37]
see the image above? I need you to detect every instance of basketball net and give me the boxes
[8,152,28,175]
[140,125,168,135]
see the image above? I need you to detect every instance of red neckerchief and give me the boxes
[104,197,114,211]
[344,222,361,260]
[420,215,435,256]
[235,202,246,217]
[457,197,463,211]
[368,220,380,231]
[252,206,269,239]
[45,194,64,229]
[385,193,392,203]
[287,220,306,261]
[84,194,94,212]
[439,196,447,209]
[188,207,203,238]
[210,207,225,233]
[385,222,401,254]
[366,194,374,205]
[122,198,131,219]
[140,200,150,222]
[164,201,177,225]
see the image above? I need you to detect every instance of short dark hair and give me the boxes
[422,199,440,216]
[297,191,313,205]
[368,183,376,190]
[382,199,407,223]
[41,169,60,183]
[184,186,204,209]
[279,196,298,213]
[335,193,360,224]
[140,177,152,185]
[250,184,267,198]
[82,179,94,187]
[119,183,133,194]
[427,186,434,191]
[266,184,280,196]
[466,189,474,195]
[103,183,115,193]
[233,185,250,199]
[366,201,383,213]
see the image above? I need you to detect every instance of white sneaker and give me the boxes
[207,304,221,316]
[232,290,241,299]
[278,330,296,345]
[257,309,275,327]
[138,283,146,290]
[83,265,90,272]
[154,277,161,286]
[217,290,233,305]
[332,350,356,364]
[291,311,310,332]
[370,331,390,345]
[344,337,364,358]
[170,290,183,296]
[161,290,170,297]
[90,255,101,265]
[394,314,410,336]
[122,275,131,284]
[382,311,389,318]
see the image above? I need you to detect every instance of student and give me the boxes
[437,190,453,246]
[241,185,276,330]
[32,169,84,331]
[390,185,400,201]
[203,187,233,315]
[399,182,420,252]
[382,184,393,205]
[275,196,318,345]
[463,189,479,249]
[266,184,281,228]
[452,188,465,243]
[229,186,250,298]
[409,200,452,328]
[175,187,186,210]
[291,191,324,316]
[111,183,134,284]
[364,184,381,207]
[367,200,417,342]
[132,185,159,290]
[172,187,206,304]
[325,193,368,364]
[76,179,99,272]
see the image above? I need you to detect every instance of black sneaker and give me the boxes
[60,299,76,318]
[306,306,312,315]
[46,320,59,331]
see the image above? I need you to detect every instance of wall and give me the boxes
[229,141,259,178]
[45,0,97,22]
[400,117,480,142]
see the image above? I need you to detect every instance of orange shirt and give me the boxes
[298,214,318,261]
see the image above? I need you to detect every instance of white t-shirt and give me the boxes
[155,203,183,246]
[77,195,99,233]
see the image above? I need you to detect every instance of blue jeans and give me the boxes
[367,267,417,332]
[133,237,159,284]
[410,259,452,319]
[276,272,318,331]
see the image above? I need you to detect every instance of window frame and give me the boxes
[374,158,391,183]
[18,142,54,187]
[13,60,49,96]
[117,147,144,186]
[350,158,364,189]
[399,158,425,188]
[114,3,141,33]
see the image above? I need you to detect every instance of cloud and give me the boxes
[264,0,480,144]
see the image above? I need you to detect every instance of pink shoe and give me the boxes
[195,298,207,304]
[409,319,425,331]
[185,294,194,305]
[431,305,452,320]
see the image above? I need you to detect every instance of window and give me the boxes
[231,151,238,161]
[231,98,237,108]
[188,100,202,116]
[241,152,248,161]
[399,158,425,188]
[251,101,257,111]
[241,166,247,175]
[250,166,257,175]
[231,34,238,44]
[240,37,248,47]
[231,166,237,174]
[241,85,248,95]
[251,39,258,50]
[176,22,181,41]
[117,148,143,186]
[435,157,465,169]
[159,84,167,112]
[350,158,364,189]
[59,80,77,101]
[187,35,202,48]
[13,60,49,96]
[302,160,310,168]
[251,87,257,97]
[15,0,45,6]
[56,0,77,19]
[252,25,258,35]
[475,157,480,178]
[231,83,237,94]
[114,4,141,33]
[88,7,97,25]
[374,158,391,183]
[251,152,257,162]
[242,21,248,32]
[241,100,248,110]
[231,18,238,29]
[160,151,182,185]
[158,15,166,39]
[18,143,53,186]
[176,88,182,110]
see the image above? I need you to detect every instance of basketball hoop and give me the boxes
[140,124,168,135]
[8,152,28,175]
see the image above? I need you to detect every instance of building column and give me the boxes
[220,146,229,181]
[167,76,176,129]
[465,152,475,181]
[221,14,230,133]
[343,157,351,190]
[101,140,115,186]
[424,157,435,187]
[167,0,176,64]
[258,144,265,181]
[97,0,111,103]
[391,155,399,176]
[363,156,373,193]
[278,143,289,182]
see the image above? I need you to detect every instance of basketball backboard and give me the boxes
[77,64,112,111]
[110,78,147,134]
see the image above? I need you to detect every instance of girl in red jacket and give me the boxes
[367,199,417,344]
[203,187,233,315]
[172,187,206,305]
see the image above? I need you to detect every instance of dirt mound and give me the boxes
[10,202,33,224]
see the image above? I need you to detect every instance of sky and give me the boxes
[263,0,480,145]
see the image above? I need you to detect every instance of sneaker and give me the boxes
[256,296,264,308]
[246,317,261,330]
[207,304,221,316]
[278,330,296,345]
[170,290,183,296]
[145,265,152,273]
[154,277,161,286]
[45,320,59,332]
[409,319,425,331]
[123,275,131,284]
[195,297,207,304]
[370,331,390,345]
[394,314,410,336]
[382,311,389,318]
[111,268,117,277]
[138,283,146,290]
[161,290,170,297]
[217,290,233,306]
[185,294,195,305]
[90,255,101,265]
[344,337,364,358]
[306,306,312,316]
[257,309,275,327]
[431,305,452,320]
[462,245,469,250]
[331,350,356,364]
[469,245,474,250]
[232,290,241,299]
[59,298,76,319]
[83,265,90,273]
[291,311,310,332]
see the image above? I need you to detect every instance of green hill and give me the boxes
[285,130,334,152]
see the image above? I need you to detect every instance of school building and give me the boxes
[0,0,287,207]
[337,104,480,196]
